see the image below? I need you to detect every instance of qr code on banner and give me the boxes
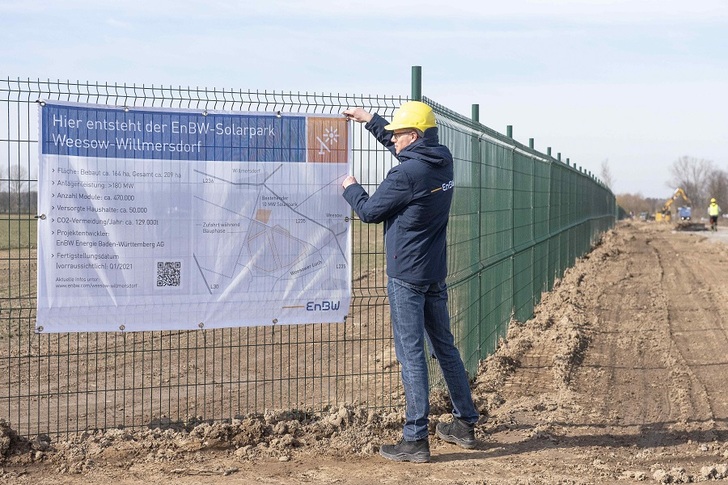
[157,261,181,287]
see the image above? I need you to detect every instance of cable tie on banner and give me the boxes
[122,106,130,113]
[35,214,46,220]
[198,322,205,329]
[275,111,282,118]
[36,326,44,333]
[119,325,126,332]
[36,99,46,107]
[202,110,208,117]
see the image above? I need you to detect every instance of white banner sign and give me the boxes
[37,102,351,333]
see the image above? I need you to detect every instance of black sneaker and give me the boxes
[436,417,476,449]
[379,438,430,463]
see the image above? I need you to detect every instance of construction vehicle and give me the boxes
[655,188,706,230]
[655,188,691,222]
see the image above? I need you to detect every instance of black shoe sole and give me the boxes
[379,448,430,463]
[436,428,476,449]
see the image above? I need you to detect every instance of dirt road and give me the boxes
[4,221,728,484]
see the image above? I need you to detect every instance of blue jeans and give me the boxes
[387,277,479,441]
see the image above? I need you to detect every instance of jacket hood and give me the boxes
[397,126,453,167]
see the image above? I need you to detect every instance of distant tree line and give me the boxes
[0,191,38,214]
[617,156,727,219]
[0,163,37,214]
[668,156,728,210]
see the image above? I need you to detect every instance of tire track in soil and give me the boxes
[584,228,676,440]
[577,224,728,446]
[651,228,728,429]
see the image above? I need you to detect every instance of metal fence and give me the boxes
[0,75,615,439]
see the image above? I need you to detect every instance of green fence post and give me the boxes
[510,135,515,321]
[411,66,422,101]
[471,103,482,361]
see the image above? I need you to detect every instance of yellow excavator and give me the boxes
[655,188,691,222]
[655,188,706,230]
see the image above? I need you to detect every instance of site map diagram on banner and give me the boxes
[36,102,352,333]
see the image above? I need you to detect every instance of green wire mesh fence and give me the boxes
[0,77,615,439]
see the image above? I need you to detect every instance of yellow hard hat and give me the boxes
[711,198,717,203]
[384,101,436,132]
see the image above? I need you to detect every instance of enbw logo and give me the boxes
[306,300,341,311]
[442,180,455,191]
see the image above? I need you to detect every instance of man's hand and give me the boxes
[342,108,373,124]
[342,175,358,189]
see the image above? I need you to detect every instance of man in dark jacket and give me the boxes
[342,101,479,463]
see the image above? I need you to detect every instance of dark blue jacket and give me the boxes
[343,113,454,285]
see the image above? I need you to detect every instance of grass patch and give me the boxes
[351,219,385,278]
[0,214,37,250]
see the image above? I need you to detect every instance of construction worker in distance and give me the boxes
[708,198,721,231]
[341,101,480,463]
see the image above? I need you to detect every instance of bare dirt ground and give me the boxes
[4,220,728,484]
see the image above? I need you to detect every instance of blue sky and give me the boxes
[2,0,727,198]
